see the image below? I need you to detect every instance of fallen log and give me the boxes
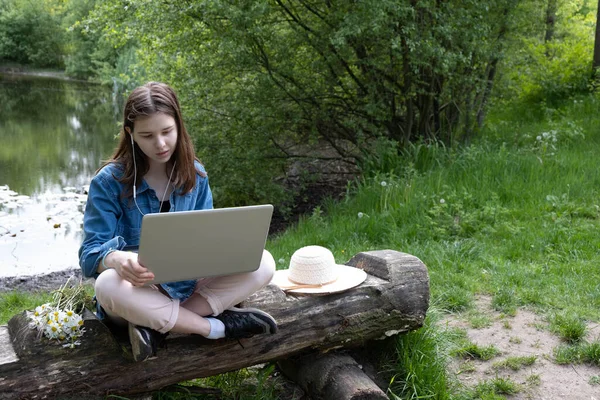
[278,351,388,400]
[0,250,429,399]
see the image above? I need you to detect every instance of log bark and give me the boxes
[0,250,429,399]
[278,352,388,400]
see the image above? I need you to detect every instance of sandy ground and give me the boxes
[442,296,600,399]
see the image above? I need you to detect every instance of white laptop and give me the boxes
[138,204,273,285]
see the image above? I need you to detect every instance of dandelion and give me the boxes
[357,212,364,218]
[536,136,542,141]
[440,199,445,204]
[278,258,285,264]
[380,181,387,187]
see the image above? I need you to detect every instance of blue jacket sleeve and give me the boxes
[194,164,214,211]
[78,172,127,278]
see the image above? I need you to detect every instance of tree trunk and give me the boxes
[545,0,557,44]
[0,250,429,399]
[593,0,600,73]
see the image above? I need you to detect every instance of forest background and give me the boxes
[2,0,597,214]
[2,0,600,399]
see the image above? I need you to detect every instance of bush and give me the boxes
[0,0,65,68]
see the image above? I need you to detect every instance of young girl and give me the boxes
[79,82,277,362]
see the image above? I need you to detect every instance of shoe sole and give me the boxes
[228,306,278,334]
[128,323,155,362]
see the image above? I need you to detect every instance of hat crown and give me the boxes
[289,245,339,285]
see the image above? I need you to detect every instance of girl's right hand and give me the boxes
[104,250,155,286]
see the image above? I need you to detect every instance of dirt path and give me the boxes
[443,296,600,399]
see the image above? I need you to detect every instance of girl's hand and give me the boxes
[104,251,155,286]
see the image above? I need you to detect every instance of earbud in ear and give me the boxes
[130,134,134,145]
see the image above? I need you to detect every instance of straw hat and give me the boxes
[271,245,367,294]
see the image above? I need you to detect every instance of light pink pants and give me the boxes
[95,250,275,333]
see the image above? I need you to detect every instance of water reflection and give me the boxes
[0,74,119,277]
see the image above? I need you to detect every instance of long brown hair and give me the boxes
[100,82,205,197]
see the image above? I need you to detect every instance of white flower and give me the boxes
[278,258,285,264]
[26,278,87,347]
[536,136,542,141]
[357,212,364,218]
[380,181,387,187]
[44,322,61,340]
[440,199,445,204]
[36,303,51,315]
[542,132,549,139]
[27,305,85,345]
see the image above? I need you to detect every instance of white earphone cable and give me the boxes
[131,134,176,216]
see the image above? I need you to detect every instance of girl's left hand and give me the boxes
[104,250,155,286]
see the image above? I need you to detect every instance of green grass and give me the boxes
[463,376,522,399]
[2,94,600,398]
[387,310,458,400]
[492,355,537,371]
[271,96,600,326]
[548,312,587,343]
[452,342,501,361]
[526,374,542,386]
[467,313,493,329]
[0,291,53,323]
[554,341,600,365]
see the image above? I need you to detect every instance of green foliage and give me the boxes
[425,189,509,240]
[496,0,597,104]
[62,0,116,81]
[0,0,65,68]
[82,0,525,207]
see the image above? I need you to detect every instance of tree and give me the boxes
[593,0,600,72]
[0,0,65,68]
[85,0,523,206]
[546,0,558,43]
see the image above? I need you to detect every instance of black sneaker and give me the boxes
[216,307,278,339]
[128,322,162,362]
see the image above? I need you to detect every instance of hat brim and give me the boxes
[270,265,367,295]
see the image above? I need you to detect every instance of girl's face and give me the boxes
[131,112,178,168]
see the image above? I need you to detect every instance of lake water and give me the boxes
[0,74,120,277]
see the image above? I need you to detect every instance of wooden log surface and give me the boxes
[278,352,388,400]
[0,250,429,399]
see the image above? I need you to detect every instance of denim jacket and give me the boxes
[78,160,213,306]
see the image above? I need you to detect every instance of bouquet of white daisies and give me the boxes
[26,277,92,348]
